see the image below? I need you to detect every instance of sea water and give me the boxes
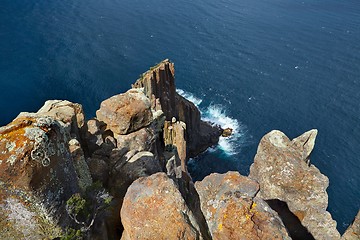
[1,0,359,233]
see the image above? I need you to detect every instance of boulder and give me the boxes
[249,129,340,240]
[0,114,85,228]
[96,88,153,135]
[33,99,84,138]
[120,172,202,239]
[195,171,291,240]
[342,210,360,240]
[109,151,161,198]
[221,127,233,137]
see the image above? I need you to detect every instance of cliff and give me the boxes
[0,60,358,240]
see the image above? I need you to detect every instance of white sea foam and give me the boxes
[177,89,203,107]
[202,104,243,155]
[177,89,245,156]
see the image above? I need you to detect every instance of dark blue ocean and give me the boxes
[1,0,359,233]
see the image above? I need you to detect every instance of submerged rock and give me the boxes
[120,172,203,239]
[195,171,291,240]
[221,127,233,137]
[249,129,340,240]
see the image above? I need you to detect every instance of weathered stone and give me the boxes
[0,114,84,229]
[221,127,233,137]
[115,127,154,153]
[164,120,187,171]
[195,171,291,240]
[82,118,107,155]
[0,184,63,240]
[109,151,161,198]
[132,59,222,158]
[21,100,85,139]
[96,88,153,135]
[249,130,340,240]
[120,172,202,239]
[342,210,360,240]
[68,138,93,192]
[87,157,109,184]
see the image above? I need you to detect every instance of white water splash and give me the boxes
[177,89,245,156]
[177,89,203,107]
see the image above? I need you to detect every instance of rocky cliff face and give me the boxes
[0,60,358,240]
[132,59,222,158]
[0,100,91,239]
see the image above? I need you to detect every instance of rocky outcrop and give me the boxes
[249,129,341,240]
[164,119,187,172]
[109,151,162,198]
[132,59,222,158]
[342,210,360,240]
[0,100,93,237]
[96,88,153,135]
[0,184,63,239]
[120,172,203,239]
[195,171,291,240]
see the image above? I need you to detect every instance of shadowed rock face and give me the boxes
[249,129,341,240]
[195,172,291,240]
[133,59,222,158]
[120,172,203,240]
[342,210,360,240]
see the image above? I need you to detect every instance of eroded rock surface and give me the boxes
[96,88,153,135]
[133,59,221,158]
[195,171,291,240]
[120,172,202,239]
[249,129,340,240]
[342,210,360,240]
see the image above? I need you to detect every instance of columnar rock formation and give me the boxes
[132,59,222,158]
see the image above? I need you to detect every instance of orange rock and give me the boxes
[195,171,291,240]
[120,172,202,239]
[96,88,153,135]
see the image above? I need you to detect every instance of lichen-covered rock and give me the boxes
[342,210,360,240]
[19,100,85,139]
[249,130,341,240]
[195,171,291,240]
[0,183,63,240]
[0,117,88,238]
[120,172,202,239]
[96,88,153,135]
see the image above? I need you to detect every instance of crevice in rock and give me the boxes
[266,199,315,240]
[174,176,212,240]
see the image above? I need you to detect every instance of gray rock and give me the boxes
[249,129,340,240]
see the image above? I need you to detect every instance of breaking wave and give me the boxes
[177,89,245,156]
